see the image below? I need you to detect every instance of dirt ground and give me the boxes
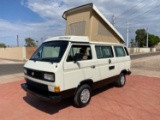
[131,55,160,78]
[0,59,24,64]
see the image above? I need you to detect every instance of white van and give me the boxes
[21,36,131,107]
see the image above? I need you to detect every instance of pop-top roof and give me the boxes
[62,3,124,42]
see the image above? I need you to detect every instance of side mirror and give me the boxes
[74,53,83,62]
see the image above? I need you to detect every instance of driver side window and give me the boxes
[67,45,92,62]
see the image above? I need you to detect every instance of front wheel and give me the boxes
[115,73,126,87]
[74,84,91,108]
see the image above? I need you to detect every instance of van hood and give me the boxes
[24,60,59,73]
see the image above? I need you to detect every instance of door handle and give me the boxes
[109,66,115,70]
[91,65,95,69]
[109,59,111,64]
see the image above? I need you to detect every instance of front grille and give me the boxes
[26,69,44,80]
[26,79,48,91]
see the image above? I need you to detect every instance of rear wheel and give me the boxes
[115,73,126,87]
[74,84,91,108]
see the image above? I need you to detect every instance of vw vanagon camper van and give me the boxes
[21,36,131,107]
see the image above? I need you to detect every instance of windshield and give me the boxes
[30,41,68,63]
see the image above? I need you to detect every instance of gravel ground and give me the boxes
[131,55,160,78]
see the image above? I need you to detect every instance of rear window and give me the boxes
[114,46,126,57]
[124,47,129,56]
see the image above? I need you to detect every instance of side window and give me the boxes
[101,46,113,58]
[124,47,129,56]
[67,45,92,62]
[114,46,126,57]
[95,46,103,58]
[95,46,113,59]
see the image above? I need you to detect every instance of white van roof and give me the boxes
[44,36,125,46]
[44,36,90,43]
[90,41,125,46]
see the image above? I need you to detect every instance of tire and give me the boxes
[115,73,126,87]
[74,84,91,108]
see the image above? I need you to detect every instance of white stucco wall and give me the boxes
[128,48,156,54]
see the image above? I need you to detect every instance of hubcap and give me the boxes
[80,89,90,103]
[120,75,125,85]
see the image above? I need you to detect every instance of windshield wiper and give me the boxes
[30,58,56,64]
[39,58,55,64]
[30,58,37,62]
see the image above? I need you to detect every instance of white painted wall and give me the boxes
[128,48,156,54]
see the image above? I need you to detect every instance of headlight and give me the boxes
[24,68,27,74]
[44,73,55,81]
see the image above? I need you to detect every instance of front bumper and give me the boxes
[21,83,61,103]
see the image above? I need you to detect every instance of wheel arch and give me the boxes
[121,69,128,75]
[74,79,93,95]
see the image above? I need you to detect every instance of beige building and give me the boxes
[63,3,124,43]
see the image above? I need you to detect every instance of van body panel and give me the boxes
[63,59,97,90]
[124,56,131,70]
[24,60,58,73]
[93,75,119,89]
[96,57,119,80]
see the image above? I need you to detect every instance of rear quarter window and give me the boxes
[124,47,129,56]
[114,46,126,57]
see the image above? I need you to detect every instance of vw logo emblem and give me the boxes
[31,72,34,76]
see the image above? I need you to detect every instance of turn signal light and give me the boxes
[54,86,60,92]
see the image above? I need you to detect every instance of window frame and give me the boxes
[124,47,129,56]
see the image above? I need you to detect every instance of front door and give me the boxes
[63,44,96,90]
